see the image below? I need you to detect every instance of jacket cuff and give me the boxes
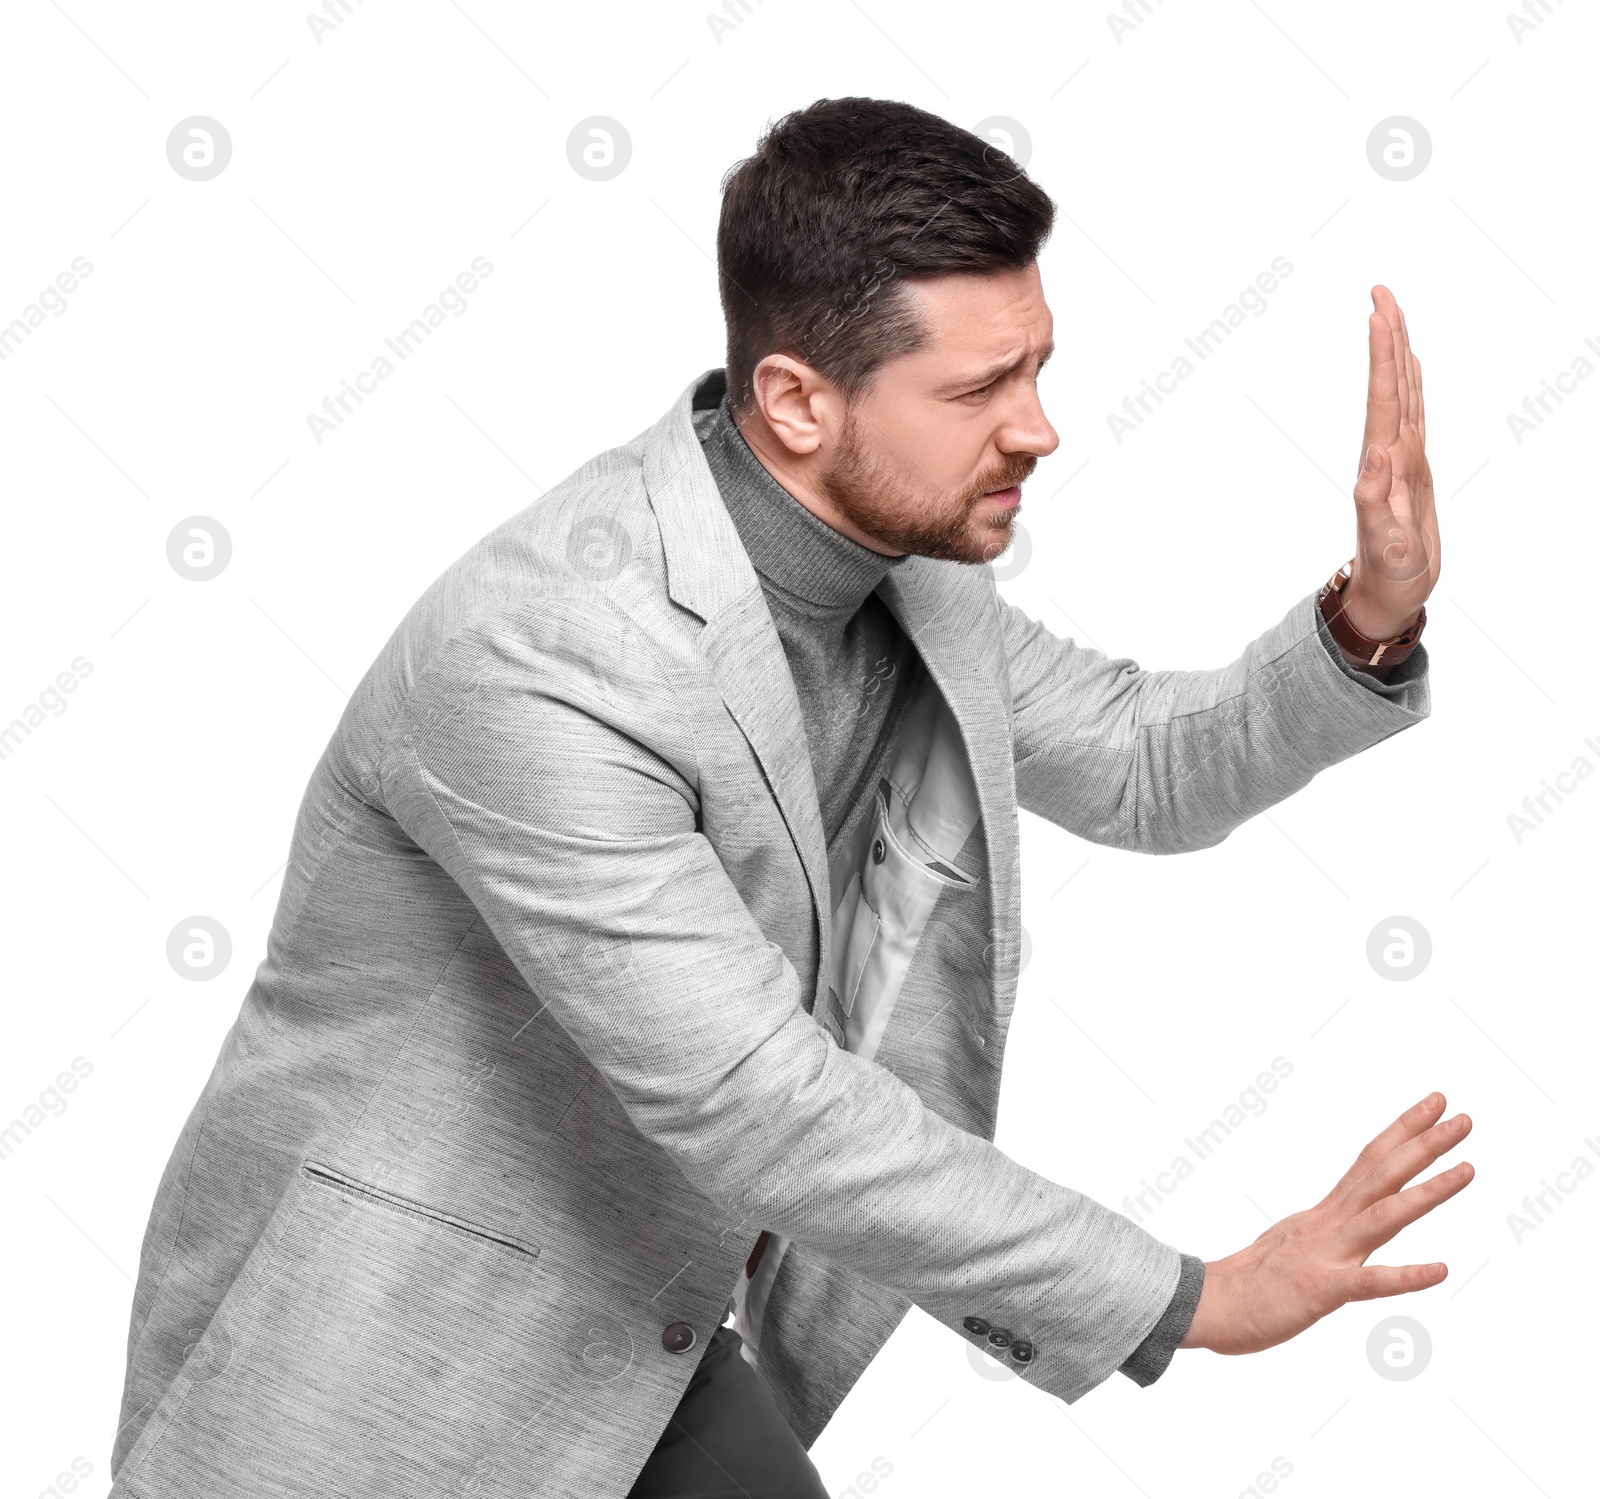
[1313,596,1431,697]
[1118,1253,1205,1387]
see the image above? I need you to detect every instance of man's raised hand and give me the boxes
[1340,285,1441,642]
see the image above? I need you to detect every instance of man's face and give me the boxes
[820,262,1059,565]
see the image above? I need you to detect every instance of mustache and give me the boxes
[962,452,1037,503]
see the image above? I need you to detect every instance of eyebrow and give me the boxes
[941,339,1055,394]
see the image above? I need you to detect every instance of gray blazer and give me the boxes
[108,370,1429,1497]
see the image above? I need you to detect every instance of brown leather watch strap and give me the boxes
[1317,560,1426,671]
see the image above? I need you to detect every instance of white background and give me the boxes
[1,1,1594,1495]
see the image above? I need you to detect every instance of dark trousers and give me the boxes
[627,1324,830,1498]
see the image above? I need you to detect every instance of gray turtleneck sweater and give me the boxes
[695,393,1202,1388]
[697,397,920,856]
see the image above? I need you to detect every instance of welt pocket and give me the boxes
[300,1161,541,1261]
[877,811,977,892]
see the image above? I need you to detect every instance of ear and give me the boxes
[748,353,840,457]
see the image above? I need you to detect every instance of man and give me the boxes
[108,97,1470,1498]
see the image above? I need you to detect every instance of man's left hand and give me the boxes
[1342,285,1440,642]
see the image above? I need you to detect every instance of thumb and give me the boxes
[1353,442,1391,512]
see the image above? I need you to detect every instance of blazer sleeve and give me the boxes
[999,589,1431,852]
[377,590,1187,1406]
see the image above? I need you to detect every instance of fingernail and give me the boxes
[1363,444,1381,475]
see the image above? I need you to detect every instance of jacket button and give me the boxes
[986,1327,1012,1350]
[661,1322,697,1354]
[1010,1341,1034,1364]
[872,837,886,864]
[962,1316,990,1336]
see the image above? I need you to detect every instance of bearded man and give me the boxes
[108,96,1468,1499]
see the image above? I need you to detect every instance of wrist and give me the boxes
[1338,586,1420,644]
[1317,561,1427,673]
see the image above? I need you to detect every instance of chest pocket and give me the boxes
[827,671,983,1063]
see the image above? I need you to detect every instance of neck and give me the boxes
[701,396,907,619]
[728,402,906,558]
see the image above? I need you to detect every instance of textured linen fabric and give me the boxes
[1119,1249,1208,1385]
[107,368,1432,1498]
[697,394,1205,1387]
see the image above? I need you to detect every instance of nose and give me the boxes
[1003,382,1060,460]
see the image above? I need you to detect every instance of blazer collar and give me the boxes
[641,370,757,624]
[641,370,1021,1012]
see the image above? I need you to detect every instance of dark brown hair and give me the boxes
[717,97,1056,412]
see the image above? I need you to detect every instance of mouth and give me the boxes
[983,484,1022,508]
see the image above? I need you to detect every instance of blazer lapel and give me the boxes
[876,563,1023,1008]
[700,593,833,987]
[641,370,1023,1016]
[642,373,833,1006]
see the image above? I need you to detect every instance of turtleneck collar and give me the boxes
[699,396,910,620]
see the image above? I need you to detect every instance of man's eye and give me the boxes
[965,384,992,399]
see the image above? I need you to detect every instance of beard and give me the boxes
[819,404,1038,565]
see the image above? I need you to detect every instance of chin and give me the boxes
[972,517,1016,565]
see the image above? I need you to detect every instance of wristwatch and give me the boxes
[1317,560,1426,672]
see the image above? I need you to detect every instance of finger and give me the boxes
[1352,439,1394,529]
[1385,290,1411,433]
[1322,1093,1448,1204]
[1407,349,1436,536]
[1410,349,1425,446]
[1338,1113,1473,1218]
[1340,1160,1475,1257]
[1393,293,1415,397]
[1361,304,1402,464]
[1371,286,1409,434]
[1337,1261,1449,1303]
[1379,287,1412,423]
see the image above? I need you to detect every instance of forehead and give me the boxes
[899,263,1052,354]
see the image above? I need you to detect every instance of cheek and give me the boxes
[898,415,992,496]
[941,420,985,473]
[850,395,991,507]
